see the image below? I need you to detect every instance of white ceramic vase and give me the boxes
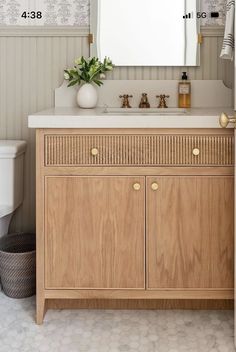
[77,83,98,109]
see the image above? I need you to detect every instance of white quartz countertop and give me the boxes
[28,107,234,129]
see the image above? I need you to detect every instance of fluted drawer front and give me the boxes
[45,134,234,166]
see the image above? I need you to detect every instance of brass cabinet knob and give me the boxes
[151,183,159,191]
[133,183,141,191]
[91,148,99,156]
[219,112,236,128]
[192,148,200,156]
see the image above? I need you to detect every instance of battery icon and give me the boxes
[211,12,219,18]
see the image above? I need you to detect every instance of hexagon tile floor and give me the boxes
[0,292,234,352]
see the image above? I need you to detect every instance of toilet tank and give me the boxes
[0,141,27,210]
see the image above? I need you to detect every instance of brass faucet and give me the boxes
[119,94,133,108]
[139,93,150,108]
[156,94,170,108]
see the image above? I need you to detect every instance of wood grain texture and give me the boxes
[47,299,234,311]
[147,176,234,290]
[36,130,46,325]
[45,134,234,167]
[43,166,234,177]
[45,176,145,289]
[44,289,233,300]
[36,129,235,323]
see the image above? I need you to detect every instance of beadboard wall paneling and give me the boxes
[0,27,233,233]
[0,34,89,232]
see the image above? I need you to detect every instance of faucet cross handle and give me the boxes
[156,94,170,109]
[119,94,133,108]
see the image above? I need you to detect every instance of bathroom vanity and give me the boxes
[29,107,234,324]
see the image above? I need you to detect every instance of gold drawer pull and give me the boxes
[133,183,141,191]
[151,183,159,191]
[192,148,200,156]
[91,148,99,156]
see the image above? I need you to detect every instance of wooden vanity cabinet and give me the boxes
[147,176,234,290]
[45,176,145,290]
[36,129,234,323]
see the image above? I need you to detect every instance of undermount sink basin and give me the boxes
[104,108,187,116]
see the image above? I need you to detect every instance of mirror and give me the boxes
[90,0,200,66]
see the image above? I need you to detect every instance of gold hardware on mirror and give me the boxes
[198,33,203,44]
[91,148,99,156]
[219,112,236,128]
[193,148,200,156]
[88,33,94,44]
[119,94,133,108]
[156,94,170,108]
[133,183,141,191]
[151,183,159,191]
[139,93,150,108]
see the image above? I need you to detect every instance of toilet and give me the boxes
[0,141,27,237]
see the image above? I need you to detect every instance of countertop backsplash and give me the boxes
[0,0,226,26]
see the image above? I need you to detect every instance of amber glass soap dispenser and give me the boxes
[178,72,191,108]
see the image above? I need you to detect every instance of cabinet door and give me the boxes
[147,176,234,289]
[45,176,145,289]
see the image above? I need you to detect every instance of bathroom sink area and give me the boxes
[104,107,187,115]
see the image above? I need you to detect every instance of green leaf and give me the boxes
[65,56,114,86]
[93,79,103,87]
[67,80,79,87]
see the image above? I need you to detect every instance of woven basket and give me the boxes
[0,233,36,298]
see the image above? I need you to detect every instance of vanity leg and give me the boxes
[36,295,46,325]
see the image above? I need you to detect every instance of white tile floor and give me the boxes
[0,292,234,352]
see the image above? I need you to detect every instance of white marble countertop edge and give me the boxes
[28,107,234,129]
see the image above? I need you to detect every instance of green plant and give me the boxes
[64,56,114,87]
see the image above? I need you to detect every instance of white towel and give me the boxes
[220,0,235,60]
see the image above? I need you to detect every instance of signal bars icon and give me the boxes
[183,12,194,19]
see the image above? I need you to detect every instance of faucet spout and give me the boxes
[139,93,150,108]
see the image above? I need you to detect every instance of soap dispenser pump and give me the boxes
[178,72,191,108]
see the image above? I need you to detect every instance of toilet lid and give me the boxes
[0,206,12,218]
[0,140,27,158]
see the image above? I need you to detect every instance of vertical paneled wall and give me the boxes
[0,30,89,232]
[0,27,233,232]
